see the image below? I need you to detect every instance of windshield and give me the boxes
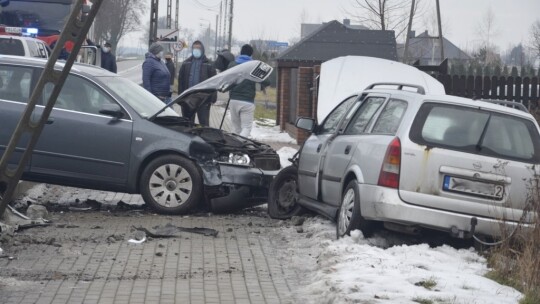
[99,76,179,119]
[0,0,72,35]
[410,103,540,163]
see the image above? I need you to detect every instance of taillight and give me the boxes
[378,137,401,188]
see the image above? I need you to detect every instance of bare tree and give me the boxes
[476,6,499,49]
[92,0,146,51]
[530,20,540,59]
[348,0,422,40]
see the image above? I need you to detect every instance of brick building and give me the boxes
[275,20,398,144]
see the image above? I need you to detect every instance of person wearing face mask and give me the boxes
[178,41,217,126]
[85,39,117,73]
[142,43,172,103]
[100,42,117,73]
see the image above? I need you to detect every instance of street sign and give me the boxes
[173,40,185,52]
[157,29,179,43]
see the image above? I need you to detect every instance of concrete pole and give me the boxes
[215,14,219,58]
[402,0,415,63]
[227,0,233,50]
[436,0,445,61]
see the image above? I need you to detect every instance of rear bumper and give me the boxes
[205,164,278,213]
[358,183,533,238]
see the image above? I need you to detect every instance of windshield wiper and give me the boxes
[475,114,492,152]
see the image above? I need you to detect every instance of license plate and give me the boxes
[443,175,504,200]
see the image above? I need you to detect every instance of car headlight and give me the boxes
[228,153,251,166]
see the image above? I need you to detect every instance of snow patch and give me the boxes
[277,147,298,168]
[251,119,297,144]
[277,217,522,304]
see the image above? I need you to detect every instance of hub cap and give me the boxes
[338,188,355,236]
[149,164,193,208]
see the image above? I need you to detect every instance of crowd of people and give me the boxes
[142,41,269,137]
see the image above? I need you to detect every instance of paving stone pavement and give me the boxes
[0,200,300,304]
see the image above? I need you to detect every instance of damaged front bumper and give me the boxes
[199,162,279,213]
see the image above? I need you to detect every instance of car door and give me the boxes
[30,73,133,189]
[0,64,35,173]
[298,95,358,200]
[319,95,390,205]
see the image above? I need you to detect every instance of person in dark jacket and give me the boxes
[165,53,176,88]
[178,41,216,126]
[228,44,269,137]
[85,39,117,73]
[142,43,171,103]
[100,42,117,73]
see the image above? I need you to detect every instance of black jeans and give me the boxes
[181,102,211,127]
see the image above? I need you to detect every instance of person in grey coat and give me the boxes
[142,43,171,103]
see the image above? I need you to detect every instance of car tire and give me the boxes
[140,155,202,215]
[336,180,374,238]
[267,166,306,219]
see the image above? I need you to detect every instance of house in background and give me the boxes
[397,30,471,65]
[300,19,369,39]
[275,20,397,143]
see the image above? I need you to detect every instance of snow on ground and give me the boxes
[251,119,297,144]
[275,217,522,304]
[277,147,298,167]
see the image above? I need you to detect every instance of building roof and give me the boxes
[277,20,397,63]
[397,30,471,64]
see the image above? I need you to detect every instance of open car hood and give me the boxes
[317,56,446,122]
[149,60,273,121]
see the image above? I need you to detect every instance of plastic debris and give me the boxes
[132,223,219,238]
[128,236,147,244]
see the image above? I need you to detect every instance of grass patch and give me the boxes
[414,277,438,290]
[254,102,277,121]
[412,297,434,304]
[255,87,277,103]
[483,173,540,303]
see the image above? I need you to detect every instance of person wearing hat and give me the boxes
[84,39,117,73]
[227,44,270,137]
[142,43,171,103]
[164,53,176,89]
[100,42,117,73]
[178,41,216,126]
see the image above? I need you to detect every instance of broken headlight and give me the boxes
[229,153,251,166]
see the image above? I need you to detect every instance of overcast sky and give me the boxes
[129,0,539,53]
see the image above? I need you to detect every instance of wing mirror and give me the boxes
[99,104,124,119]
[296,117,316,132]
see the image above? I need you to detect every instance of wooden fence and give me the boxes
[435,75,540,107]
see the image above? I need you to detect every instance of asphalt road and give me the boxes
[117,59,144,84]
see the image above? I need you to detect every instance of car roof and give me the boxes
[360,88,535,120]
[0,55,117,77]
[0,35,45,43]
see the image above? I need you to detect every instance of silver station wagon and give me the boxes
[268,56,539,239]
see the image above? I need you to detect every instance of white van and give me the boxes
[0,35,49,58]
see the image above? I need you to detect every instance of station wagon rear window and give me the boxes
[410,103,540,163]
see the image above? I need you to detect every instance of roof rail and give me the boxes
[365,83,426,95]
[478,99,529,113]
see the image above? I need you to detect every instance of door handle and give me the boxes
[316,144,322,153]
[46,118,55,125]
[344,145,352,155]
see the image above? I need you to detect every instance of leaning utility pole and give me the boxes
[402,0,416,63]
[214,14,219,58]
[0,0,104,217]
[217,1,222,49]
[223,0,228,47]
[436,0,445,61]
[227,0,234,49]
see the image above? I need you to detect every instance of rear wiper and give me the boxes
[476,115,492,152]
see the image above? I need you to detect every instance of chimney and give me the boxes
[343,19,351,26]
[408,30,416,38]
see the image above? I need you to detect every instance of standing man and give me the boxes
[228,44,269,137]
[85,39,117,73]
[142,43,171,103]
[165,53,176,90]
[178,41,216,126]
[100,42,117,73]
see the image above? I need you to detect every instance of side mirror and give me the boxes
[99,104,124,119]
[296,117,315,132]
